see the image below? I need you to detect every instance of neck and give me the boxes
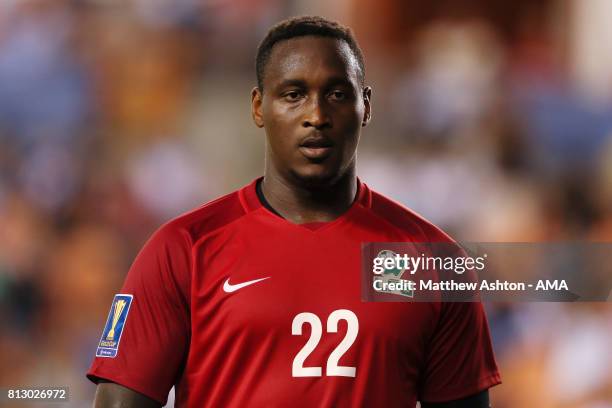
[261,168,358,224]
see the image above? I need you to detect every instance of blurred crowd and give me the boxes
[0,0,610,407]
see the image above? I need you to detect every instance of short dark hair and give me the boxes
[255,16,366,91]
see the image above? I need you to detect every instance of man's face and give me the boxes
[252,36,371,186]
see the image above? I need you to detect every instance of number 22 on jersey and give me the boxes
[291,309,358,378]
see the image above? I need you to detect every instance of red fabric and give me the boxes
[300,222,327,230]
[87,178,500,407]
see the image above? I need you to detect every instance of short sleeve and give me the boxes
[418,301,501,403]
[87,222,191,405]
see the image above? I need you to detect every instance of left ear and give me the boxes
[251,87,265,128]
[361,86,372,127]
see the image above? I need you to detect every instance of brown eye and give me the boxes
[329,90,346,101]
[284,91,303,101]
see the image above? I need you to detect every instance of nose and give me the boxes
[302,97,331,130]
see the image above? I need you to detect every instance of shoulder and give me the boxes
[366,186,455,243]
[123,188,248,293]
[156,188,248,247]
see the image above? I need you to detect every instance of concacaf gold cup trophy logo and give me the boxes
[373,250,414,298]
[96,294,133,358]
[106,299,127,341]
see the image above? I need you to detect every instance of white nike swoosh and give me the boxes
[223,277,270,293]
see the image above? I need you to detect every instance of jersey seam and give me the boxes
[355,202,430,241]
[190,209,252,249]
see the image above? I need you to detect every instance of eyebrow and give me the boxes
[274,77,355,91]
[275,79,308,90]
[325,77,354,87]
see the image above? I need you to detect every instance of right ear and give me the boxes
[251,87,264,128]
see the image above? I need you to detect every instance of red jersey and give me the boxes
[87,178,500,407]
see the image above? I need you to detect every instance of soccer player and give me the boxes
[88,16,500,408]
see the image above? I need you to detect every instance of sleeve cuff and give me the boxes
[420,371,502,403]
[86,369,169,406]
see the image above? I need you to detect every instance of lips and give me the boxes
[299,136,334,161]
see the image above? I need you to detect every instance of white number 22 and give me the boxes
[291,309,359,377]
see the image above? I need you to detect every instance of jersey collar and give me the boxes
[238,176,372,216]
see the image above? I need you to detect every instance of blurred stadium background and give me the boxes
[0,0,611,407]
